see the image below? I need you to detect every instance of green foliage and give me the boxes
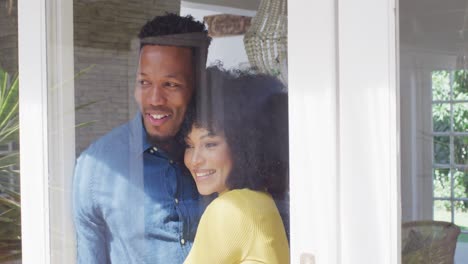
[0,64,99,262]
[0,68,20,261]
[432,70,451,101]
[432,70,468,213]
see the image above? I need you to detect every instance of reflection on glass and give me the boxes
[433,168,451,199]
[454,136,468,165]
[434,136,450,164]
[69,2,288,264]
[453,103,468,132]
[432,103,451,132]
[432,70,451,101]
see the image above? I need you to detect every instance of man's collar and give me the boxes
[128,113,183,161]
[129,112,152,154]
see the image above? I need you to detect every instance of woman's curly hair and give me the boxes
[180,66,289,199]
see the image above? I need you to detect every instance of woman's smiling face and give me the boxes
[184,126,233,195]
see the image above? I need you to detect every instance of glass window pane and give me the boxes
[432,70,451,101]
[0,1,20,262]
[433,168,451,198]
[48,2,290,263]
[455,209,468,233]
[454,136,468,166]
[453,103,468,132]
[432,103,451,132]
[453,70,468,100]
[434,200,452,222]
[434,136,450,165]
[453,169,468,199]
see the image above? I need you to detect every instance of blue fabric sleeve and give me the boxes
[72,151,109,264]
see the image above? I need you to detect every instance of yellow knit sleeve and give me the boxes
[184,194,255,264]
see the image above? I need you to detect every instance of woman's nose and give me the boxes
[190,148,204,167]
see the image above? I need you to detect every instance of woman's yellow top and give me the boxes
[184,188,289,264]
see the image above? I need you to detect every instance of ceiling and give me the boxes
[400,0,468,52]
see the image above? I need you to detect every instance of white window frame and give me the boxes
[18,0,400,263]
[19,0,75,263]
[18,0,50,263]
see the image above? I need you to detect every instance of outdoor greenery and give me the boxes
[0,64,98,261]
[432,70,468,218]
[0,68,20,262]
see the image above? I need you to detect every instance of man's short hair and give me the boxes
[138,13,208,47]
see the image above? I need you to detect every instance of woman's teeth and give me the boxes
[196,170,215,177]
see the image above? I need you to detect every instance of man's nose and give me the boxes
[149,85,166,105]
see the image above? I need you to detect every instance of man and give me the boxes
[73,14,211,264]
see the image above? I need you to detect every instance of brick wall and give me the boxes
[0,0,18,74]
[73,0,180,154]
[0,0,181,155]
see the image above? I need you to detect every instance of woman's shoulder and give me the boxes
[206,189,275,217]
[198,190,258,236]
[218,188,271,204]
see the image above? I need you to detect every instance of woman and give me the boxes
[182,66,289,264]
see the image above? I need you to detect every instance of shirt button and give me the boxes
[175,198,179,204]
[180,238,185,245]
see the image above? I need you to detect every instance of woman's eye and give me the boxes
[185,143,194,149]
[205,142,218,148]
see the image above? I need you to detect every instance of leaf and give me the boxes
[0,197,20,209]
[75,99,103,111]
[49,64,96,92]
[75,120,99,129]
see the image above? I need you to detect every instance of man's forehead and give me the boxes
[139,45,193,56]
[139,32,210,48]
[137,47,194,80]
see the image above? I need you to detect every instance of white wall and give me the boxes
[180,1,256,69]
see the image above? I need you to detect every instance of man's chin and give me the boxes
[147,133,174,145]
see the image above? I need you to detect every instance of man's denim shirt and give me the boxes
[73,113,203,264]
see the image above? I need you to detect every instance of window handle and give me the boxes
[300,253,315,264]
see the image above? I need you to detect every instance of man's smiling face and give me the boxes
[134,45,194,143]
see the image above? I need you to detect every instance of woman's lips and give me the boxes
[193,169,216,181]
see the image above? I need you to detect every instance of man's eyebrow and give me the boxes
[137,72,189,80]
[164,73,190,80]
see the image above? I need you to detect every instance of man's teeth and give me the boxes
[196,170,215,177]
[150,114,169,120]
